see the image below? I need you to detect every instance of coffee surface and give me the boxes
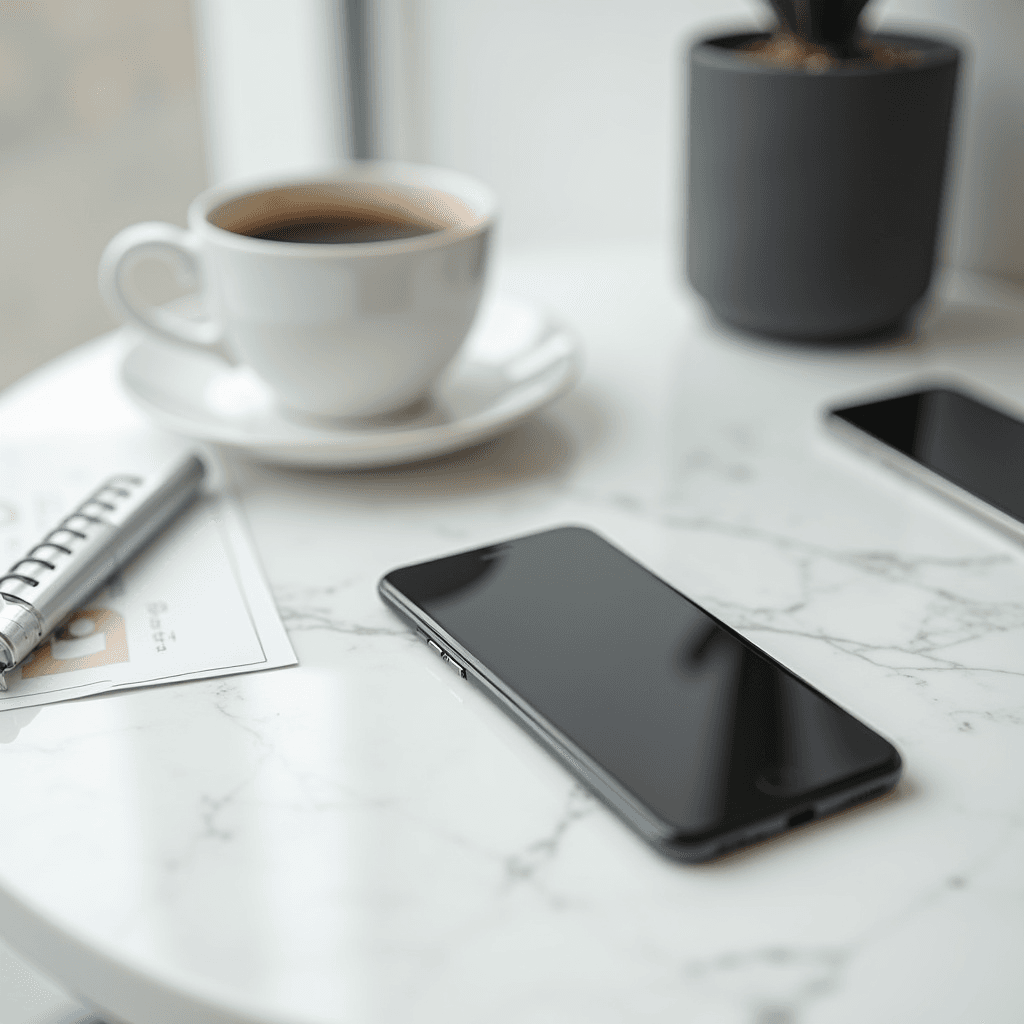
[239,210,441,245]
[209,182,477,246]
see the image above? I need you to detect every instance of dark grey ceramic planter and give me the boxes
[685,32,960,341]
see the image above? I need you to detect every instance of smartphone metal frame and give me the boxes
[825,385,1024,548]
[379,551,901,863]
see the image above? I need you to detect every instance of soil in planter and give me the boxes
[740,31,920,72]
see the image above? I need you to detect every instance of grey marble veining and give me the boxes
[1,248,1023,1023]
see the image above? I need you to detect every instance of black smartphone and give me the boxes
[828,385,1024,545]
[379,526,901,862]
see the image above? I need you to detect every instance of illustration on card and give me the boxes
[20,608,129,677]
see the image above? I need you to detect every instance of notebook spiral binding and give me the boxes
[0,453,205,689]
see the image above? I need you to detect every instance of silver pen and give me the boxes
[0,453,206,691]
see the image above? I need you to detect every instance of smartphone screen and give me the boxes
[831,386,1024,525]
[380,527,900,861]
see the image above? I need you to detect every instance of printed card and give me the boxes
[0,437,296,710]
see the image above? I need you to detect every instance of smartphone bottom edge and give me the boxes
[655,767,902,864]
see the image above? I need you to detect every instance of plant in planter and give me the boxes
[759,0,872,63]
[685,0,960,341]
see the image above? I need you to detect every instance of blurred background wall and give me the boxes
[366,0,1024,279]
[0,0,206,391]
[2,1,1024,391]
[198,0,1024,278]
[1,0,1022,377]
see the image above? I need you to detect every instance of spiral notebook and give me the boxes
[0,436,296,712]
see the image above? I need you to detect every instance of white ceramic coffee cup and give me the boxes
[99,162,496,421]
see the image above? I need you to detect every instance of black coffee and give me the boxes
[242,211,442,245]
[209,183,476,246]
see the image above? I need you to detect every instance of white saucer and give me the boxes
[119,295,582,468]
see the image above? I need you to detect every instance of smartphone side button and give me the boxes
[441,652,467,678]
[418,630,466,678]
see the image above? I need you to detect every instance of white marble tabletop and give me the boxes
[2,245,1024,1024]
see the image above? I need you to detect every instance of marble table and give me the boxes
[2,246,1024,1024]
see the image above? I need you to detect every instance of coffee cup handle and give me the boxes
[99,223,233,362]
